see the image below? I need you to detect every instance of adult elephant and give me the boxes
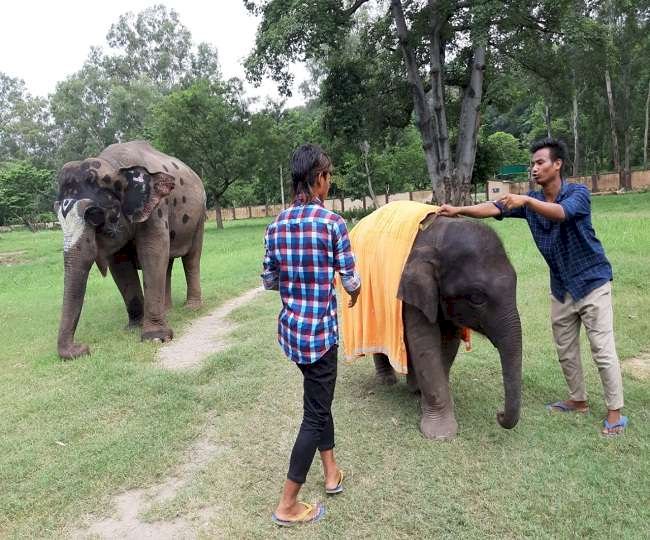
[54,140,206,359]
[340,204,522,439]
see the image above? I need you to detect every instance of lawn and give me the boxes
[0,193,648,539]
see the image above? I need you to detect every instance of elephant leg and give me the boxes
[182,220,203,309]
[108,249,144,329]
[440,320,461,378]
[136,226,173,342]
[406,355,420,394]
[404,303,458,440]
[373,353,397,385]
[165,258,173,311]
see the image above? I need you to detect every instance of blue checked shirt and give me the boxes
[494,181,612,302]
[261,198,361,364]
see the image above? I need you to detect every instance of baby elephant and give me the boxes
[341,205,522,440]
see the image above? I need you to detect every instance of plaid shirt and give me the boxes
[494,181,612,302]
[262,198,360,364]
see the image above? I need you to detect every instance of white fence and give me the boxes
[209,189,438,222]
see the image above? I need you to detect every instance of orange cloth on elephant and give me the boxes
[337,201,439,374]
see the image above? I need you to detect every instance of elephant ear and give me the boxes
[121,167,175,223]
[397,247,439,324]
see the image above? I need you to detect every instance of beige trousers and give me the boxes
[550,281,624,410]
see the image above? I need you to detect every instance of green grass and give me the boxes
[1,194,649,538]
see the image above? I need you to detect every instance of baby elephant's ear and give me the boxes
[121,167,175,223]
[397,248,439,325]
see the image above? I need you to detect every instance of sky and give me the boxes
[0,0,307,107]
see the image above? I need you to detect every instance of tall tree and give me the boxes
[149,80,252,228]
[0,73,52,165]
[245,0,567,204]
[104,4,194,90]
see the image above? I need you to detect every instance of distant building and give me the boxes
[486,164,530,201]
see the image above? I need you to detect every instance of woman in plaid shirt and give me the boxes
[262,144,361,526]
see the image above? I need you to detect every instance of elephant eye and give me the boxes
[468,292,487,305]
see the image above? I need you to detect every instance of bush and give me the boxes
[0,161,56,226]
[339,206,376,222]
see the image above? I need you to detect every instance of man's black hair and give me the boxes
[530,137,569,175]
[290,143,331,200]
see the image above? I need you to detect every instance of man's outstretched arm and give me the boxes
[438,202,501,219]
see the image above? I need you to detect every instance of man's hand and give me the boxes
[437,204,460,217]
[348,286,361,308]
[498,194,529,210]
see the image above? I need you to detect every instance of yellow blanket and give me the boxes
[338,201,439,374]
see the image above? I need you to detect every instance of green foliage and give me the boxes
[339,206,375,222]
[149,80,251,205]
[486,132,528,167]
[244,0,358,96]
[0,73,52,166]
[0,161,55,225]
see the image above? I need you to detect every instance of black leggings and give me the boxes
[287,345,338,484]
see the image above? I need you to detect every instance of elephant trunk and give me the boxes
[493,310,523,429]
[57,201,98,359]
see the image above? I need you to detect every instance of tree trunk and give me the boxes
[572,74,580,177]
[645,79,650,170]
[624,129,632,190]
[428,0,451,197]
[360,140,379,208]
[604,69,621,178]
[214,199,224,229]
[390,0,443,203]
[453,46,485,205]
[621,57,632,190]
[20,215,37,233]
[545,103,552,137]
[279,165,286,209]
[592,172,599,193]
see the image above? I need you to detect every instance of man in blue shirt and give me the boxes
[438,137,627,436]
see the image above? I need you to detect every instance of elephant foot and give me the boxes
[124,318,143,331]
[373,354,396,385]
[141,328,173,343]
[184,298,202,310]
[420,414,458,440]
[58,342,90,360]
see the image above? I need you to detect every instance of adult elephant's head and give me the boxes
[399,216,522,429]
[54,143,175,359]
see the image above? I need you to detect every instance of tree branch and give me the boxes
[343,0,372,16]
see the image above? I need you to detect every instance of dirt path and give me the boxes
[71,421,225,539]
[72,289,267,538]
[624,351,650,379]
[156,286,264,371]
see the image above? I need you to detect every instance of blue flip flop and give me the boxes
[271,502,325,527]
[602,416,629,437]
[325,470,344,495]
[545,401,589,413]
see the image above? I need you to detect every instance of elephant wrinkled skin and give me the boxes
[374,214,522,439]
[54,140,206,359]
